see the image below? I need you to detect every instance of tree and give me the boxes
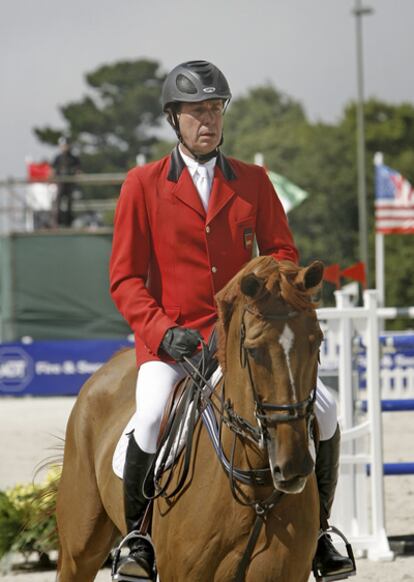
[224,87,414,309]
[34,59,166,176]
[223,85,307,165]
[35,67,414,310]
[340,99,414,313]
[223,85,360,302]
[288,122,358,273]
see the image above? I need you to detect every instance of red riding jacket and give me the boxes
[110,148,299,366]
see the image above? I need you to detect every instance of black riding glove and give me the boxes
[161,327,202,362]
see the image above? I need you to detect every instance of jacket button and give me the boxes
[206,225,211,233]
[212,266,217,273]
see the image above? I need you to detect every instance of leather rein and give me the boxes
[220,304,317,581]
[148,303,317,582]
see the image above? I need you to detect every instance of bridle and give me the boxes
[149,301,320,582]
[218,302,319,581]
[223,303,317,451]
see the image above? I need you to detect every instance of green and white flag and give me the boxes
[267,170,309,214]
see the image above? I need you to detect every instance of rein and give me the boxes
[150,302,318,582]
[146,344,212,501]
[222,304,317,581]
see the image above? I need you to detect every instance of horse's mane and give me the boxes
[215,256,321,369]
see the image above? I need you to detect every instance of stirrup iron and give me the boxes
[112,531,156,582]
[312,526,356,582]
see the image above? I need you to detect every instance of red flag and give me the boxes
[323,264,341,288]
[341,262,367,288]
[27,162,52,181]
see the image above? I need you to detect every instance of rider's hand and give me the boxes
[161,327,202,362]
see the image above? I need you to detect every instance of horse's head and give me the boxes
[215,256,324,494]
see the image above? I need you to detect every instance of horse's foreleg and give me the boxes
[57,516,116,582]
[56,461,118,582]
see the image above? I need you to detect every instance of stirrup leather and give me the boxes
[312,526,356,582]
[112,531,156,582]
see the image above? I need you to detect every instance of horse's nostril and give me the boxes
[273,455,314,482]
[273,466,282,479]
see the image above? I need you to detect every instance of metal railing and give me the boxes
[0,173,125,234]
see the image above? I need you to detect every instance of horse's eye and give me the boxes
[309,331,324,347]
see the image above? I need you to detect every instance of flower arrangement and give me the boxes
[0,466,61,562]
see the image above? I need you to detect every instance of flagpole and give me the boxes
[353,0,373,286]
[375,233,384,306]
[374,152,385,308]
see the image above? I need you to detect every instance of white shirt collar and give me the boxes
[179,146,217,179]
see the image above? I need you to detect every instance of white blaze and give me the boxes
[278,324,297,401]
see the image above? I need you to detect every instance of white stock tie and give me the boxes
[195,165,210,212]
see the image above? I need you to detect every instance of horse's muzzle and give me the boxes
[270,448,314,494]
[273,473,308,494]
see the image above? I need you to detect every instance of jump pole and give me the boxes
[364,290,394,560]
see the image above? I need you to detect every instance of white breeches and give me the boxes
[132,361,338,453]
[133,361,189,453]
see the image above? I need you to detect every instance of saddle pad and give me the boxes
[112,366,223,479]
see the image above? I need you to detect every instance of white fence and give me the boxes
[317,291,414,561]
[320,322,414,401]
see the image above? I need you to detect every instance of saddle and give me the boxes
[157,332,218,449]
[156,329,218,466]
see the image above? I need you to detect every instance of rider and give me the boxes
[110,60,355,581]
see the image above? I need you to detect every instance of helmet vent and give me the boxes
[188,61,214,86]
[176,74,197,95]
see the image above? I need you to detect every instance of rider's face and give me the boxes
[177,99,224,157]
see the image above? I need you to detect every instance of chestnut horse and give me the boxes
[56,256,324,582]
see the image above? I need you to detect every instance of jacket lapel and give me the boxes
[166,146,238,221]
[206,168,237,224]
[171,168,206,218]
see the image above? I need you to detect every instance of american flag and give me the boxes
[375,163,414,234]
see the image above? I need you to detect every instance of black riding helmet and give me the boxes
[162,60,232,111]
[162,60,232,161]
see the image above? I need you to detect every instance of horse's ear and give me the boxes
[302,261,324,290]
[240,273,266,299]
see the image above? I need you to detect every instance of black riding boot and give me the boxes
[115,433,155,580]
[313,424,356,581]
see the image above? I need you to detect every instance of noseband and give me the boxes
[161,301,319,582]
[218,302,319,581]
[232,303,316,449]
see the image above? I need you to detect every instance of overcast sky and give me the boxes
[1,0,413,179]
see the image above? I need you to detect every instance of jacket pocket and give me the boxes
[235,215,255,229]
